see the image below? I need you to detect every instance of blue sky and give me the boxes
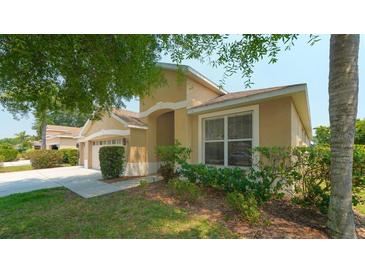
[0,34,364,139]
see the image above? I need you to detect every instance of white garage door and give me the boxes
[91,138,126,170]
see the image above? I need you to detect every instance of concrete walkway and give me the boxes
[0,166,162,198]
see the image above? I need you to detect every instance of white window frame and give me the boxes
[198,105,259,167]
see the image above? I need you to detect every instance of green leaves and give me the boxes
[158,34,299,87]
[0,35,164,119]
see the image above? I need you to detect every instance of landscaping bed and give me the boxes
[129,181,365,239]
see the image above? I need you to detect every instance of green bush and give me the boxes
[0,155,5,163]
[255,145,365,213]
[99,146,125,179]
[0,144,18,162]
[59,149,79,166]
[28,150,63,169]
[226,191,261,224]
[155,140,191,181]
[179,163,284,205]
[168,178,201,203]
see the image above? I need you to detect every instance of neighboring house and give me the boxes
[42,125,81,150]
[78,63,312,175]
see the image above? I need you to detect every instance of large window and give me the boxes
[203,112,253,167]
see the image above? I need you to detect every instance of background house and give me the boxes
[33,125,81,150]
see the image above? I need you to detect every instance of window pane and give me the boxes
[205,118,224,140]
[228,141,252,166]
[205,142,224,165]
[228,114,252,139]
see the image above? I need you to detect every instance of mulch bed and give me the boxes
[126,181,365,239]
[100,176,143,184]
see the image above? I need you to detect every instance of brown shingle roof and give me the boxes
[46,125,81,137]
[113,109,147,128]
[189,83,306,110]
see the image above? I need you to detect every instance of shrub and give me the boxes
[29,150,63,169]
[226,191,261,224]
[0,144,18,162]
[179,163,284,205]
[0,155,5,164]
[59,149,79,166]
[99,146,125,179]
[155,140,191,181]
[168,178,201,203]
[255,145,365,213]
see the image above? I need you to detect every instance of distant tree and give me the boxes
[313,126,331,145]
[32,109,89,139]
[355,118,365,144]
[314,118,365,146]
[0,35,163,149]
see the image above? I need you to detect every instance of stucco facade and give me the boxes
[78,63,312,176]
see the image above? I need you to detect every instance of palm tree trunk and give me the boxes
[327,34,359,238]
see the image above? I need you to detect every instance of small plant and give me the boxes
[28,150,63,169]
[168,178,201,203]
[59,148,79,166]
[99,146,125,179]
[155,140,191,181]
[226,191,261,224]
[0,155,5,164]
[139,179,149,193]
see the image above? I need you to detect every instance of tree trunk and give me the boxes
[327,34,359,238]
[41,109,47,150]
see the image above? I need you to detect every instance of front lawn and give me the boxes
[0,184,234,239]
[1,181,364,239]
[0,165,33,173]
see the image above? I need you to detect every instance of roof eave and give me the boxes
[157,62,227,95]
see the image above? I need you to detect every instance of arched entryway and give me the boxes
[156,111,175,146]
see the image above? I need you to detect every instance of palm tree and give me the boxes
[327,34,360,238]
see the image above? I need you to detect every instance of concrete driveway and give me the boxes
[0,166,161,198]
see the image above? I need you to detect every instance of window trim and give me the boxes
[198,105,259,167]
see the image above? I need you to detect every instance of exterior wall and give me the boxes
[59,138,78,148]
[291,102,310,146]
[186,78,219,107]
[174,108,193,149]
[129,128,147,163]
[259,97,292,147]
[140,70,187,112]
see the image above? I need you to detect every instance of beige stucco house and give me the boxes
[78,63,312,175]
[44,125,81,150]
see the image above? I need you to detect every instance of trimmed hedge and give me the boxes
[59,149,79,166]
[0,144,18,162]
[99,146,125,179]
[29,150,63,169]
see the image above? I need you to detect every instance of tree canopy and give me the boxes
[0,35,164,118]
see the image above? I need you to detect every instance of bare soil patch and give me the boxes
[126,181,365,239]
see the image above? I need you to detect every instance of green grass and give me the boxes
[0,165,33,173]
[0,187,235,239]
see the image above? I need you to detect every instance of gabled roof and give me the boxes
[188,83,312,138]
[112,109,147,128]
[46,125,81,137]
